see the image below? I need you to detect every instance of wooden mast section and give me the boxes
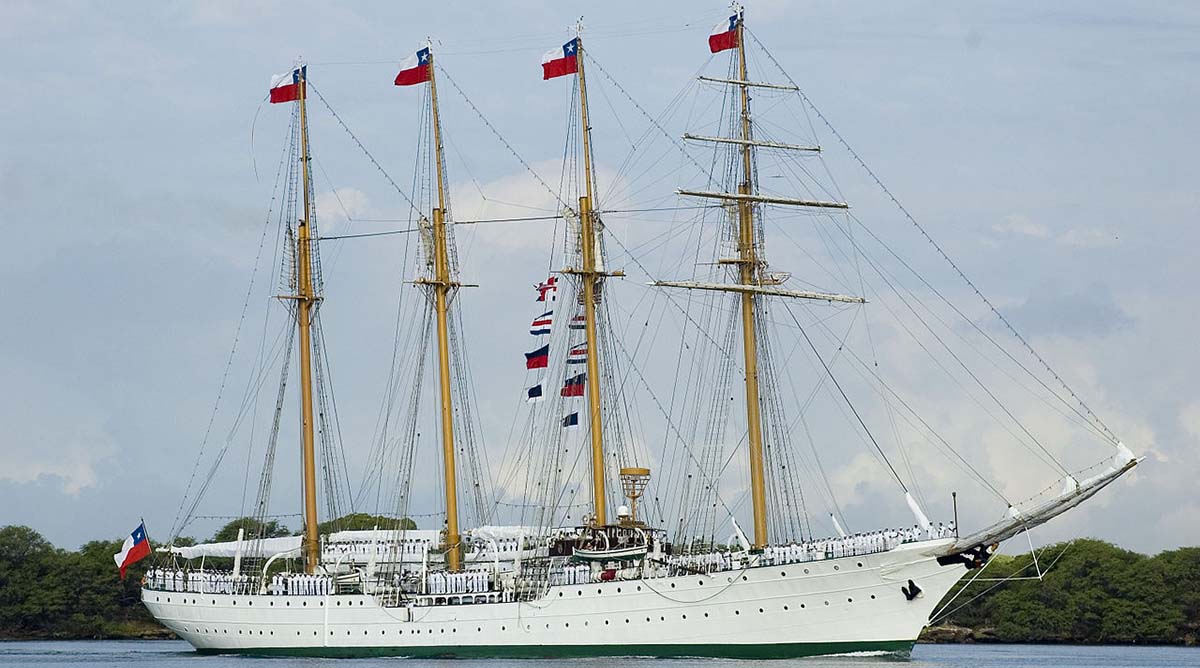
[574,33,610,527]
[294,66,322,574]
[426,48,463,571]
[731,14,770,550]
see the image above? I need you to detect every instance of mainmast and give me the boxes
[426,49,463,571]
[294,66,321,574]
[573,32,610,527]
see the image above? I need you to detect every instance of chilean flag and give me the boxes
[395,47,432,86]
[113,522,151,580]
[542,38,580,80]
[709,14,739,53]
[269,67,305,104]
[561,373,586,397]
[525,344,550,370]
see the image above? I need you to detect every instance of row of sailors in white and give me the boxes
[268,573,334,596]
[425,570,491,595]
[548,564,592,586]
[326,538,432,558]
[146,569,253,594]
[670,551,733,573]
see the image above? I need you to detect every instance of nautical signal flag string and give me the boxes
[535,276,558,302]
[530,311,553,336]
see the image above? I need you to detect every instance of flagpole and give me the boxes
[574,27,609,527]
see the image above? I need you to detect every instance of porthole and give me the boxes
[824,601,830,606]
[834,565,840,570]
[605,620,610,625]
[625,619,630,624]
[704,612,709,618]
[597,588,602,594]
[577,590,582,596]
[501,626,506,631]
[780,571,786,577]
[211,600,215,604]
[302,601,307,607]
[636,586,642,591]
[698,580,704,586]
[337,601,341,606]
[477,627,482,632]
[742,576,748,581]
[364,630,368,635]
[735,610,740,615]
[848,597,853,603]
[347,631,351,636]
[269,601,274,606]
[558,592,563,597]
[871,594,877,600]
[758,608,764,613]
[682,614,687,620]
[248,601,253,606]
[784,605,789,611]
[803,568,810,574]
[616,587,622,593]
[231,600,235,605]
[857,562,864,568]
[800,603,806,609]
[359,601,364,606]
[646,617,651,622]
[670,583,676,588]
[330,631,334,636]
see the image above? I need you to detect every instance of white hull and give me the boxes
[143,539,965,658]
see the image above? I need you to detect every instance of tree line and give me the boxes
[0,525,1195,643]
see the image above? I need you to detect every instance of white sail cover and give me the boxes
[166,529,442,560]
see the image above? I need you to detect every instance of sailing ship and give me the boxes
[141,9,1140,658]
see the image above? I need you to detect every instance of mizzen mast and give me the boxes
[294,66,322,574]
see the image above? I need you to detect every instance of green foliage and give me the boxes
[939,538,1195,644]
[317,513,417,534]
[0,526,160,639]
[210,517,291,543]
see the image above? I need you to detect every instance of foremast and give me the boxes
[293,66,322,574]
[660,9,855,550]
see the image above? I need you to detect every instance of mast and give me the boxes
[575,33,609,527]
[426,49,463,571]
[732,12,770,550]
[295,66,321,574]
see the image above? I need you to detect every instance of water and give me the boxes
[0,642,1195,667]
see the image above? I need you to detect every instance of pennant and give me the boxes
[394,47,432,86]
[561,373,586,397]
[530,310,554,336]
[526,380,545,403]
[562,412,580,430]
[542,38,580,80]
[525,344,550,370]
[535,276,558,302]
[269,67,305,104]
[708,14,739,53]
[567,343,587,365]
[569,314,586,330]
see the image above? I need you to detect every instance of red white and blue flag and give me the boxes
[269,67,305,104]
[530,311,553,336]
[542,38,580,80]
[708,14,739,53]
[569,314,586,330]
[395,47,432,86]
[561,372,586,397]
[525,344,550,370]
[113,522,151,580]
[535,276,558,302]
[567,343,587,365]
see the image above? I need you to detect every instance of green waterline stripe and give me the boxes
[198,639,915,659]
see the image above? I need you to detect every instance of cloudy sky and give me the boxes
[2,1,1197,556]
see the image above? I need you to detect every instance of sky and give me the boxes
[1,1,1197,556]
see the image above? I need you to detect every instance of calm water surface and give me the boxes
[0,641,1196,667]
